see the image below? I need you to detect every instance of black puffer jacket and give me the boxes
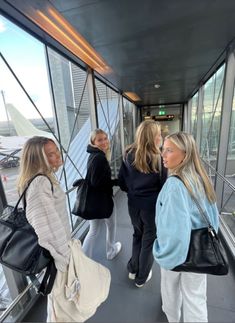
[85,145,117,218]
[118,150,167,211]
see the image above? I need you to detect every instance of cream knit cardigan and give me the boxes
[25,175,71,272]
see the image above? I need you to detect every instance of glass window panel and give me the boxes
[221,79,235,237]
[0,15,57,307]
[123,98,135,147]
[47,48,92,230]
[200,65,225,165]
[95,79,122,176]
[191,93,198,138]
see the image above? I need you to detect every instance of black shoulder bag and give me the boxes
[72,155,113,220]
[0,174,57,295]
[172,176,229,276]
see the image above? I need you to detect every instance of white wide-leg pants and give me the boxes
[161,268,208,322]
[82,201,117,259]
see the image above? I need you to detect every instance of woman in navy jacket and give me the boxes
[118,120,166,287]
[82,129,121,260]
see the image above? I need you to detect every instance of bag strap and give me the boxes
[15,174,53,211]
[29,261,57,296]
[15,174,56,295]
[171,175,216,234]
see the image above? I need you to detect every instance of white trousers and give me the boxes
[161,268,208,322]
[82,201,117,259]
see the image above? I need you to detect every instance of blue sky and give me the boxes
[0,15,53,121]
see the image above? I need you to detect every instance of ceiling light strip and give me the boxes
[48,8,106,67]
[37,10,104,68]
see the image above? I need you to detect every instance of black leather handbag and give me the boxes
[0,174,57,295]
[72,178,89,217]
[172,176,229,276]
[72,178,113,220]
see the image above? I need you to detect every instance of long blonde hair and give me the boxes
[129,120,161,173]
[166,132,216,203]
[17,136,58,194]
[89,128,111,161]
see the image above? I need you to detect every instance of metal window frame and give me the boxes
[215,47,235,209]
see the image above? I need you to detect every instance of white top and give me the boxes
[25,175,71,272]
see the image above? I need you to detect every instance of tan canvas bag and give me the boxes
[50,239,111,322]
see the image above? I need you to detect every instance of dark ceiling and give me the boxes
[49,0,235,106]
[3,0,235,106]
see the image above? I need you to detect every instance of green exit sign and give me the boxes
[158,111,165,116]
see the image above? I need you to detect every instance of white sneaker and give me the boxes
[107,242,122,260]
[128,272,136,280]
[135,270,152,288]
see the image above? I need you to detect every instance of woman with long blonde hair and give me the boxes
[17,136,71,322]
[118,120,167,287]
[153,132,219,322]
[81,129,121,260]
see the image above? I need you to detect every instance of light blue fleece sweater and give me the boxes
[153,176,219,270]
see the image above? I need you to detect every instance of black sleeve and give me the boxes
[118,161,128,192]
[88,155,112,190]
[111,178,119,187]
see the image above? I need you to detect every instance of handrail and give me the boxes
[202,159,235,192]
[0,274,42,321]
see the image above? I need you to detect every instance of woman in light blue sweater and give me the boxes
[153,132,219,322]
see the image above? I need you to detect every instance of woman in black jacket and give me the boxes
[118,120,167,287]
[82,129,122,260]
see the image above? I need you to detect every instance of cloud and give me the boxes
[0,18,6,33]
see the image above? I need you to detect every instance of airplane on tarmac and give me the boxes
[0,103,54,168]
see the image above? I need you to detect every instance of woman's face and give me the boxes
[44,141,62,171]
[161,139,185,170]
[155,130,162,147]
[93,133,109,152]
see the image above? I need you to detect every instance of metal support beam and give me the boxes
[119,94,125,155]
[215,48,235,209]
[182,102,187,132]
[87,68,98,130]
[185,99,192,133]
[196,86,204,150]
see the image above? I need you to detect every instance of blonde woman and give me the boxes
[118,120,166,287]
[153,132,219,322]
[82,129,122,260]
[17,136,71,322]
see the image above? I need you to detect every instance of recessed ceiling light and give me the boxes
[154,84,160,89]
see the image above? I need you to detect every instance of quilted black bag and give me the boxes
[172,176,229,276]
[0,174,57,295]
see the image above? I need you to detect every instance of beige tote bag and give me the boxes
[50,239,111,322]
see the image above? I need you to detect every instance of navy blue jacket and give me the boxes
[118,150,167,211]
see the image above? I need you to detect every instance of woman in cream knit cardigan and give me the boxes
[17,136,71,321]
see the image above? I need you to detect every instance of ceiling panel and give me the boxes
[4,0,235,106]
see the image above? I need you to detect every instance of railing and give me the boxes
[202,159,235,257]
[202,159,235,193]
